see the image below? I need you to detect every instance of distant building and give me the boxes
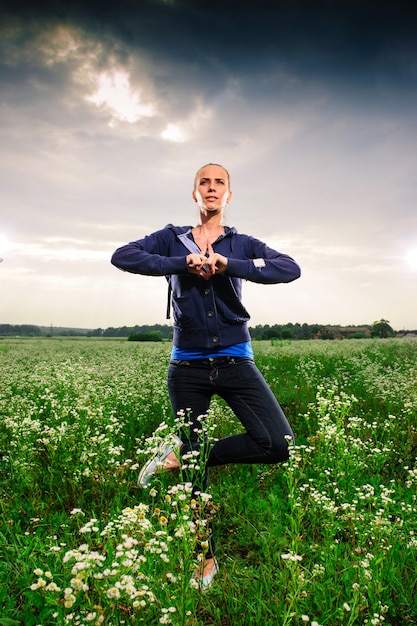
[314,326,371,340]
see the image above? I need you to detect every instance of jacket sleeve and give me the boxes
[111,229,188,276]
[225,235,301,284]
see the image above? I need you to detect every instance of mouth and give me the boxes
[205,196,218,201]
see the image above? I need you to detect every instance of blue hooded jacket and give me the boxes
[111,224,301,350]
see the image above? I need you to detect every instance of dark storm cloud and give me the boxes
[4,0,417,82]
[3,0,417,130]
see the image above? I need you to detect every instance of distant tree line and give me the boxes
[0,320,408,340]
[87,324,174,339]
[252,319,400,340]
[251,323,323,340]
[128,330,163,342]
[0,324,43,336]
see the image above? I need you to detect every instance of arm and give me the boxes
[224,236,301,284]
[111,229,188,276]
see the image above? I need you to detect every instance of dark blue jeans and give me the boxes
[167,357,294,466]
[167,357,294,559]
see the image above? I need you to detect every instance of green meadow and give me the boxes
[0,337,416,625]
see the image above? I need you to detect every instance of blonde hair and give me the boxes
[194,163,231,189]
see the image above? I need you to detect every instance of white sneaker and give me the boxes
[138,434,182,487]
[192,558,219,590]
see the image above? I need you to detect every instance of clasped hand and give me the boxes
[187,242,228,280]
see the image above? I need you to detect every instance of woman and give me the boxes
[111,163,301,588]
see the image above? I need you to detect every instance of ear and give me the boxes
[227,191,233,203]
[192,190,197,203]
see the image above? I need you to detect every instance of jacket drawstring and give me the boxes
[166,278,172,319]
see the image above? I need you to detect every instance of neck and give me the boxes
[198,212,224,233]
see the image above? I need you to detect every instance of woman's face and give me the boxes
[192,164,232,213]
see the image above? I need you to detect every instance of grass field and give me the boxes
[0,337,416,625]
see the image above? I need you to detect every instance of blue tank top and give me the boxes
[171,341,254,360]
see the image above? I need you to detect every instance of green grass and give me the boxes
[0,337,416,625]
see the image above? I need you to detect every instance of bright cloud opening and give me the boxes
[161,123,186,142]
[88,70,156,123]
[0,234,11,261]
[405,248,417,270]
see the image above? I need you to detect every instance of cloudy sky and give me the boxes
[1,0,417,331]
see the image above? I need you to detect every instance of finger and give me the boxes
[199,269,210,280]
[188,254,206,268]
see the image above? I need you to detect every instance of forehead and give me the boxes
[196,165,228,181]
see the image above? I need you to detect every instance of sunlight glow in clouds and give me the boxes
[34,25,157,127]
[87,70,156,123]
[0,237,108,263]
[21,239,109,263]
[161,123,186,142]
[0,234,11,260]
[406,248,417,270]
[38,24,82,63]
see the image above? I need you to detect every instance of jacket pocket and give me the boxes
[172,295,196,328]
[216,295,250,324]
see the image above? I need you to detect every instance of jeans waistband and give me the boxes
[170,356,250,367]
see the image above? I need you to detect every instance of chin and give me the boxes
[202,206,223,213]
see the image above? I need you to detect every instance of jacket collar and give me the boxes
[165,223,237,237]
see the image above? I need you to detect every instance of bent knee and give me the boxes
[266,434,293,463]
